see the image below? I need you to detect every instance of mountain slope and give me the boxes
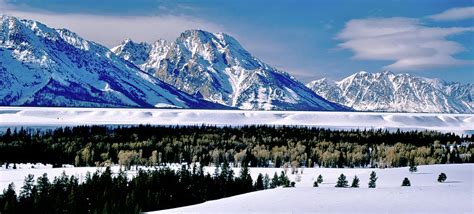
[0,15,225,109]
[113,30,347,111]
[307,71,473,113]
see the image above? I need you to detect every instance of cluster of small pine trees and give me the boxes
[317,170,449,188]
[333,171,377,188]
[313,174,323,187]
[269,171,292,188]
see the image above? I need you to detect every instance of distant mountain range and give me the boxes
[0,15,472,113]
[112,30,345,111]
[0,15,227,109]
[307,71,473,113]
[0,15,343,111]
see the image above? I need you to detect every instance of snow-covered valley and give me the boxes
[1,163,472,213]
[155,164,473,213]
[0,107,472,134]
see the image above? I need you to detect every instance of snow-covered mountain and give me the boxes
[0,15,225,109]
[307,71,473,113]
[113,30,347,111]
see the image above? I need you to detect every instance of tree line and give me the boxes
[0,161,293,214]
[0,125,472,168]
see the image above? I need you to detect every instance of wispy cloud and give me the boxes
[337,17,474,71]
[427,6,474,21]
[0,0,225,47]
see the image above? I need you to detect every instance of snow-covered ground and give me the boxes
[155,164,474,214]
[0,107,472,134]
[1,163,472,213]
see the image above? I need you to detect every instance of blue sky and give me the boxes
[1,0,473,83]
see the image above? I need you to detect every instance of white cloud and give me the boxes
[428,7,474,21]
[337,17,474,70]
[0,1,225,47]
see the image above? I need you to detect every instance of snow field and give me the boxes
[0,107,472,134]
[1,163,472,213]
[156,164,473,213]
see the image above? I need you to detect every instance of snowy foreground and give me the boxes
[1,164,472,213]
[0,107,472,133]
[154,164,474,214]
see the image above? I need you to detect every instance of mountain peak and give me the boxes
[352,70,370,77]
[307,71,473,113]
[0,14,18,25]
[181,29,212,36]
[123,38,150,46]
[179,29,216,42]
[117,38,150,49]
[177,29,243,50]
[111,38,151,64]
[0,15,226,109]
[307,78,336,89]
[112,29,347,111]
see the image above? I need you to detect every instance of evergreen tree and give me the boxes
[239,164,253,192]
[254,173,264,190]
[225,165,235,183]
[337,151,345,168]
[36,173,51,212]
[317,174,323,184]
[335,174,348,188]
[1,183,17,213]
[409,161,417,173]
[20,174,35,198]
[351,175,360,188]
[313,181,318,187]
[270,172,280,188]
[19,174,36,212]
[438,173,447,183]
[219,160,231,181]
[279,171,290,187]
[36,173,50,194]
[402,177,411,186]
[368,171,377,188]
[263,174,270,189]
